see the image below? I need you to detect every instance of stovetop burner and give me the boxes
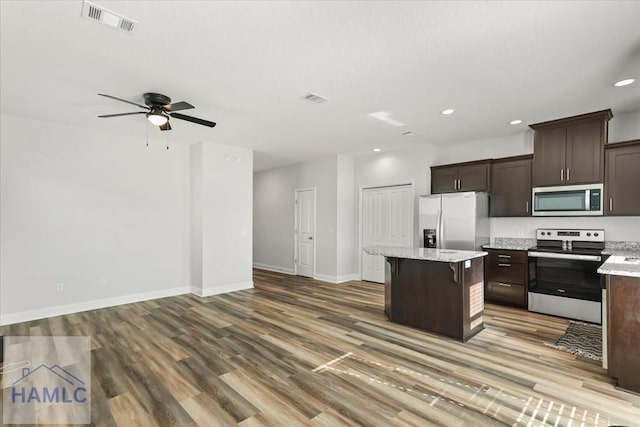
[533,228,605,255]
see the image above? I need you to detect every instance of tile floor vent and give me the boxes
[303,93,329,104]
[81,1,137,33]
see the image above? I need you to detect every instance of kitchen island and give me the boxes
[365,246,487,342]
[598,253,640,394]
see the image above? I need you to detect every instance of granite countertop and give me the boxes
[482,237,536,251]
[364,245,487,263]
[598,255,640,278]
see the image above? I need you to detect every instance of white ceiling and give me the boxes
[1,1,639,171]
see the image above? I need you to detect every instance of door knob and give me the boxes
[308,236,313,240]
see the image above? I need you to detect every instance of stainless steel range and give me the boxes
[527,228,605,323]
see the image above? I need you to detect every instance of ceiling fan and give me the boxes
[97,92,216,131]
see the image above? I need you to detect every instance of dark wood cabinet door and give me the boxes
[490,158,532,217]
[533,127,566,187]
[431,166,458,193]
[485,249,527,307]
[458,163,489,192]
[606,141,640,216]
[565,120,604,184]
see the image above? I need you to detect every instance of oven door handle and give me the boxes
[527,251,601,262]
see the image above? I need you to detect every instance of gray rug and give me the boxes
[548,321,602,361]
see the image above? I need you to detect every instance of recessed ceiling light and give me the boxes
[441,109,454,115]
[510,119,522,125]
[614,78,635,87]
[373,148,381,152]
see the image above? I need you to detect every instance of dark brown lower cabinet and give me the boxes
[490,155,532,217]
[607,274,640,393]
[485,249,527,307]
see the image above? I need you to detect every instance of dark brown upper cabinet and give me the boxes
[490,155,532,217]
[530,109,612,187]
[605,140,640,216]
[431,161,489,194]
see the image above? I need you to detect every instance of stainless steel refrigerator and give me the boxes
[418,192,489,250]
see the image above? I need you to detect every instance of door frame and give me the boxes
[358,181,415,280]
[294,187,317,277]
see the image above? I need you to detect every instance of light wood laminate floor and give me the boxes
[1,269,639,426]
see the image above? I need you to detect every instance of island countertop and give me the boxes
[364,245,487,263]
[598,254,640,278]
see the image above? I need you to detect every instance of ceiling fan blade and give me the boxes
[98,111,147,118]
[159,122,172,131]
[170,112,216,128]
[163,101,194,112]
[98,93,149,110]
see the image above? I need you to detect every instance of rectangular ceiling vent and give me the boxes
[303,93,329,104]
[81,1,137,33]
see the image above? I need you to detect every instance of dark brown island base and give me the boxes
[364,246,488,342]
[598,255,640,394]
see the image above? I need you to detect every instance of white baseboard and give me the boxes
[193,281,254,297]
[0,286,192,326]
[336,274,360,283]
[253,263,295,275]
[313,273,360,284]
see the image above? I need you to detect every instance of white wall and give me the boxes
[608,110,640,143]
[253,155,360,282]
[336,155,357,280]
[298,157,338,281]
[253,165,298,273]
[0,114,189,324]
[197,143,253,295]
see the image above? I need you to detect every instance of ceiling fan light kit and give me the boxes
[98,92,216,131]
[146,108,168,126]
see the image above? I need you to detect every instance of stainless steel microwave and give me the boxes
[532,183,603,216]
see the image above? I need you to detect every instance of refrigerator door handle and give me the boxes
[434,209,442,249]
[439,210,445,249]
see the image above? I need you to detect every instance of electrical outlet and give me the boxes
[56,282,64,292]
[100,278,107,286]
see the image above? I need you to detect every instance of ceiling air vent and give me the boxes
[81,1,137,33]
[303,93,329,104]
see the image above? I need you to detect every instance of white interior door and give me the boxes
[362,184,413,283]
[295,189,315,278]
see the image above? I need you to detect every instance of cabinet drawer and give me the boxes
[486,261,526,285]
[487,249,527,264]
[487,281,526,306]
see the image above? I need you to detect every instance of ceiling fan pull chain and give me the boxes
[146,121,149,147]
[166,131,169,150]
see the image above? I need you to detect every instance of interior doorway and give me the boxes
[294,188,316,278]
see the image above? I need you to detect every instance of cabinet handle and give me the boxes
[495,282,512,287]
[498,263,512,267]
[560,168,564,181]
[498,254,511,258]
[454,179,457,190]
[609,198,613,212]
[558,289,566,293]
[567,168,570,181]
[526,201,529,213]
[458,179,461,190]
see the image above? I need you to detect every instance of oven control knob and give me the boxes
[587,232,591,236]
[594,232,599,237]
